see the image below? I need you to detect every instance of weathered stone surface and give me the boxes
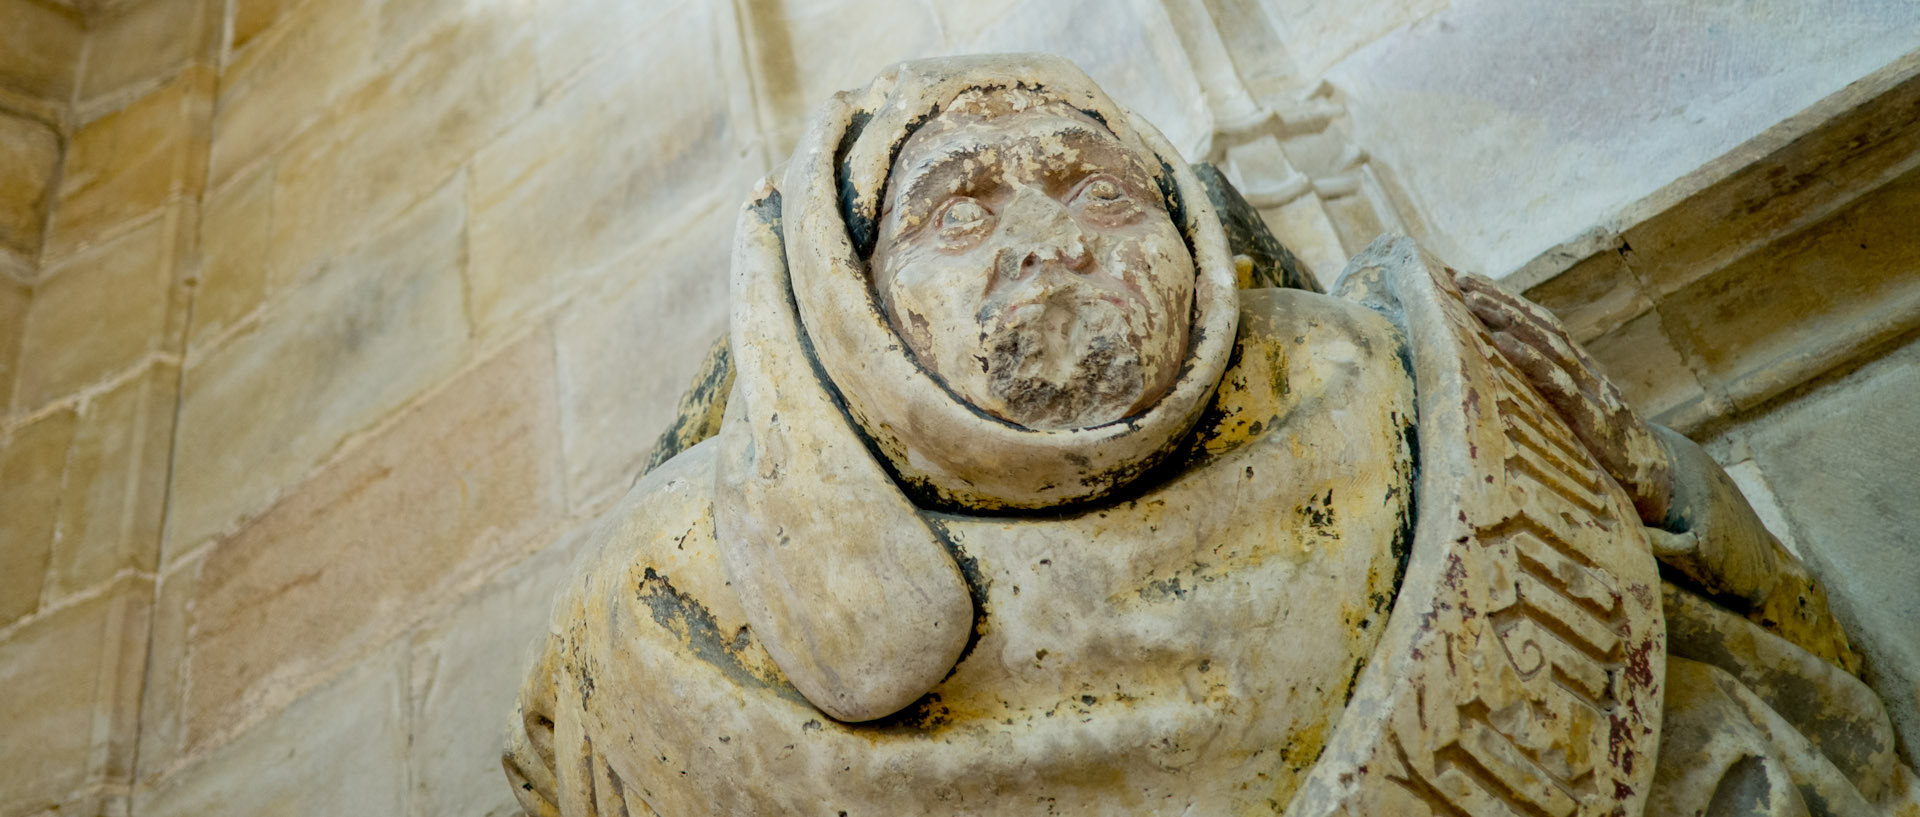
[1259,0,1445,78]
[527,0,678,96]
[1658,162,1920,414]
[1741,334,1920,764]
[136,640,409,817]
[170,179,469,553]
[266,13,536,283]
[468,1,751,333]
[133,552,201,783]
[0,111,57,257]
[228,0,296,54]
[46,69,205,260]
[0,0,83,103]
[0,577,152,816]
[0,277,26,412]
[14,218,174,410]
[0,407,75,624]
[1583,309,1709,424]
[45,363,176,598]
[955,0,1211,156]
[206,0,378,190]
[1521,249,1651,345]
[553,204,732,510]
[1618,64,1920,299]
[1331,0,1920,278]
[183,331,561,751]
[77,0,202,103]
[408,533,584,817]
[743,0,942,151]
[186,162,273,352]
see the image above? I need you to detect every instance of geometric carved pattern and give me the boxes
[1291,239,1663,817]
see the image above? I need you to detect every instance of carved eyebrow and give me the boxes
[890,143,993,229]
[888,126,1155,230]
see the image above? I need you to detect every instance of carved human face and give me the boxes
[872,102,1196,430]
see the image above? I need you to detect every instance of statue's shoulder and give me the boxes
[1236,286,1410,360]
[564,439,727,610]
[1187,286,1414,463]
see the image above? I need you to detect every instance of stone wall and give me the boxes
[0,0,1914,814]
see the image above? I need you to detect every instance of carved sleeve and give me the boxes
[1648,425,1863,675]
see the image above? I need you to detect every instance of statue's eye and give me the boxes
[1083,178,1123,202]
[934,197,994,248]
[943,198,988,228]
[1071,175,1139,222]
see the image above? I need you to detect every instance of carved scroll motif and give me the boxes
[1294,238,1664,817]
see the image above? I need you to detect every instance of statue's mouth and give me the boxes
[981,286,1149,429]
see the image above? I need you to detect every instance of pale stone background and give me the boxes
[0,0,1915,814]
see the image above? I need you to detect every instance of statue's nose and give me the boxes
[1002,185,1091,277]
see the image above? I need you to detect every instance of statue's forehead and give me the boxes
[895,109,1138,180]
[884,108,1158,225]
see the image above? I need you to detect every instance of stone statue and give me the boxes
[504,55,1920,817]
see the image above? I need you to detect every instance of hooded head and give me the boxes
[780,53,1238,510]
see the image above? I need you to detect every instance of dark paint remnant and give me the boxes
[836,109,880,255]
[1192,163,1321,292]
[868,692,956,734]
[1341,655,1367,706]
[1298,490,1339,536]
[1139,576,1190,602]
[640,336,736,476]
[926,518,990,680]
[635,567,806,705]
[1623,634,1657,689]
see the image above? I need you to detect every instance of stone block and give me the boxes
[181,331,563,752]
[135,640,409,817]
[46,70,205,260]
[553,204,732,510]
[186,163,273,352]
[0,110,57,256]
[1658,162,1920,413]
[0,577,153,814]
[228,0,296,54]
[468,2,752,333]
[266,13,535,282]
[0,0,83,103]
[1623,67,1920,297]
[207,0,378,190]
[751,0,942,142]
[1522,249,1651,344]
[77,0,203,104]
[528,0,693,95]
[0,277,25,411]
[14,217,175,411]
[45,363,176,598]
[0,407,75,624]
[169,179,469,554]
[1584,308,1709,425]
[133,552,202,782]
[1740,334,1920,763]
[407,531,586,817]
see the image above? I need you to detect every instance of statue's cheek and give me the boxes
[885,261,989,375]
